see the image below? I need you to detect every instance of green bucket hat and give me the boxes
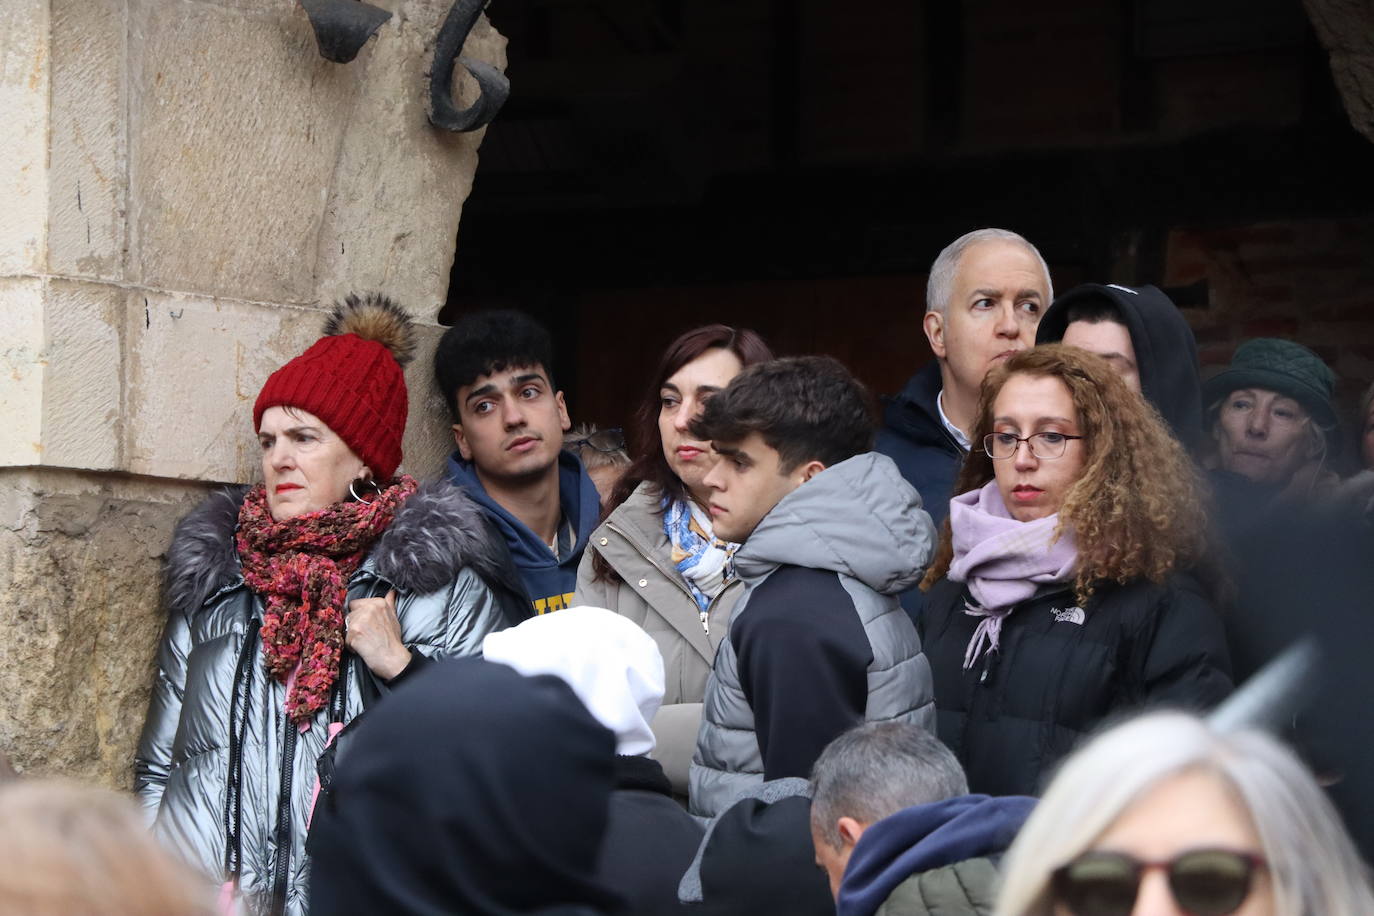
[1203,338,1337,430]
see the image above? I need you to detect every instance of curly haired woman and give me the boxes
[918,344,1233,797]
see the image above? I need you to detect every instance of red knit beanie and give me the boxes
[253,294,416,481]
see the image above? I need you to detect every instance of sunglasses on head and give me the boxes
[569,427,625,454]
[1051,848,1267,916]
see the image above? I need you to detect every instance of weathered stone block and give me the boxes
[0,469,210,786]
[119,294,453,484]
[48,0,126,281]
[127,0,356,301]
[0,0,51,276]
[121,293,319,482]
[0,278,46,465]
[39,279,124,470]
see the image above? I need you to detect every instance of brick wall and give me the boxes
[1165,216,1374,419]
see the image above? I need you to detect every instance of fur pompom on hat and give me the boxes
[254,293,416,481]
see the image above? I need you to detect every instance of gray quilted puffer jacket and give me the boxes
[134,482,508,916]
[689,453,938,818]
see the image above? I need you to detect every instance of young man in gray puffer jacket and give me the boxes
[687,356,938,819]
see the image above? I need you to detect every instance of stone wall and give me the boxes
[0,0,504,785]
[1305,0,1374,143]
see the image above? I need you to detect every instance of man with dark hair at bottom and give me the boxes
[435,309,601,617]
[1036,283,1205,456]
[687,356,937,819]
[810,721,1035,916]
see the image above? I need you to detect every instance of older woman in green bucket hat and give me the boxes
[1204,337,1340,502]
[1204,338,1345,688]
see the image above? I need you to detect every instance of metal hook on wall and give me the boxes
[428,0,510,133]
[299,0,392,64]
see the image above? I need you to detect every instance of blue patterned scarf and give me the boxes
[663,498,738,611]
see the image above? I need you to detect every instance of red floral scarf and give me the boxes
[235,476,417,724]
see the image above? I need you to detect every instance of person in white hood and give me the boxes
[483,608,704,915]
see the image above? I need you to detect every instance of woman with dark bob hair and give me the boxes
[918,344,1233,797]
[576,324,773,790]
[135,296,510,916]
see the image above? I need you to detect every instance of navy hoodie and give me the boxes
[446,449,601,615]
[1037,283,1204,457]
[837,795,1035,916]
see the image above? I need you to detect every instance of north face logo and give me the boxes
[1052,606,1086,625]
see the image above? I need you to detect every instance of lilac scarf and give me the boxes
[947,481,1079,670]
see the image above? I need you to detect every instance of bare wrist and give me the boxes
[371,645,412,681]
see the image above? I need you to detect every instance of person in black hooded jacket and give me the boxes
[481,606,704,916]
[307,658,624,916]
[1036,282,1205,457]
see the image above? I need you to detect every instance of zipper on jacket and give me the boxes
[222,619,260,884]
[269,718,298,916]
[603,521,737,637]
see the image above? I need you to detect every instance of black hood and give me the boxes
[1038,283,1204,456]
[309,658,622,916]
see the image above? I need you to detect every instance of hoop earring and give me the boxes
[349,477,382,503]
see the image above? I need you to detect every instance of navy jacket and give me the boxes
[837,795,1036,916]
[876,362,965,528]
[876,361,965,620]
[446,449,601,615]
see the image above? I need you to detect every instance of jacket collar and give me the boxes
[165,480,507,617]
[882,362,961,451]
[598,482,718,661]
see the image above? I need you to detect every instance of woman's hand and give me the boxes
[346,589,412,681]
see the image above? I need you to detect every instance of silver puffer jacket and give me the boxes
[689,453,938,818]
[134,482,508,916]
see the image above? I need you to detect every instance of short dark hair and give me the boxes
[1062,294,1125,327]
[691,356,874,472]
[809,721,967,848]
[434,309,555,421]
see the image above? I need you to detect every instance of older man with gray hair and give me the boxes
[810,721,1035,916]
[877,229,1052,531]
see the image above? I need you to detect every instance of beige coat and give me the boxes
[575,481,741,792]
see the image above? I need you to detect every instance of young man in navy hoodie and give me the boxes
[434,309,601,616]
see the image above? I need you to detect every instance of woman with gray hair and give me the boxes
[1205,338,1340,504]
[994,711,1374,916]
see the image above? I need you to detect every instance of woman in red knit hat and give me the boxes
[134,295,514,916]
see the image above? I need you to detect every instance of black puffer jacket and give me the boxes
[919,574,1232,797]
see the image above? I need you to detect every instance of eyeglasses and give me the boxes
[567,427,625,454]
[983,431,1084,460]
[1051,849,1267,916]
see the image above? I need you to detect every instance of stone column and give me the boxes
[1304,0,1374,144]
[0,0,504,785]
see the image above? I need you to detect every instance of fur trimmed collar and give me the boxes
[165,480,506,617]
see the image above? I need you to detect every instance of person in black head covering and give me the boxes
[308,657,623,916]
[1036,283,1205,457]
